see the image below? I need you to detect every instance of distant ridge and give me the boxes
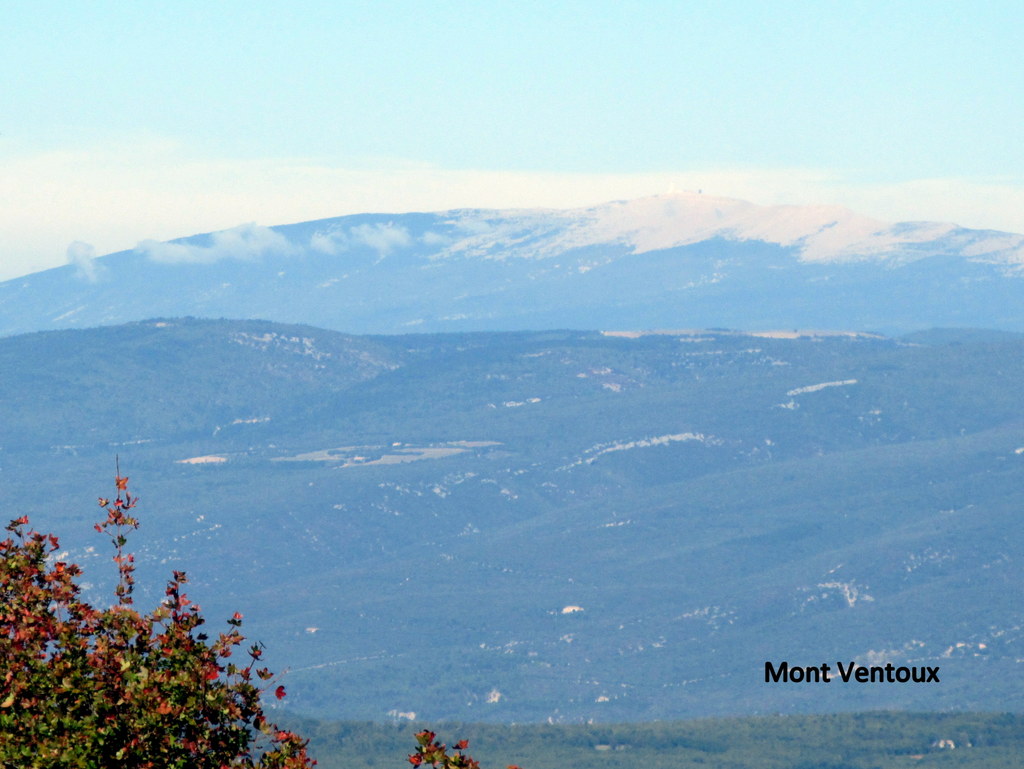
[601,328,887,339]
[2,194,1022,336]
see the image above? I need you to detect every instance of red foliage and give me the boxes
[0,471,523,769]
[407,729,521,769]
[0,474,316,768]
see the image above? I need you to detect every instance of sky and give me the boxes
[2,0,1023,280]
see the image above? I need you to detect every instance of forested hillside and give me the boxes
[283,712,1024,769]
[3,319,1022,720]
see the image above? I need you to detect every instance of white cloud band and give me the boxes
[136,222,297,264]
[310,222,412,256]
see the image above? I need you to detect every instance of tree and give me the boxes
[0,473,316,768]
[1,472,522,769]
[407,731,522,769]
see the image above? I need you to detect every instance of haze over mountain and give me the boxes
[4,193,1023,337]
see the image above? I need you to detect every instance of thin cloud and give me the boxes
[136,223,297,264]
[66,240,102,282]
[420,230,451,247]
[310,222,412,256]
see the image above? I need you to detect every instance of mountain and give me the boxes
[7,318,1024,722]
[3,193,1024,337]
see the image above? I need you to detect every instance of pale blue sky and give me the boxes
[2,0,1022,278]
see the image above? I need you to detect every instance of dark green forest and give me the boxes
[281,712,1024,769]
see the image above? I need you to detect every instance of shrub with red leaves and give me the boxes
[408,730,524,769]
[0,474,316,768]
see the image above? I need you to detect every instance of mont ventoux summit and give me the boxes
[4,191,1024,336]
[3,191,1024,723]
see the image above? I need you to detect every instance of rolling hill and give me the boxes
[5,318,1023,721]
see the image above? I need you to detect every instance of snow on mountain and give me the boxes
[426,192,1024,265]
[2,192,1024,338]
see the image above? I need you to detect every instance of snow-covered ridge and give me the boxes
[436,192,1024,265]
[119,191,1024,271]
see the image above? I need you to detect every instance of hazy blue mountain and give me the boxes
[7,319,1024,722]
[3,193,1023,337]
